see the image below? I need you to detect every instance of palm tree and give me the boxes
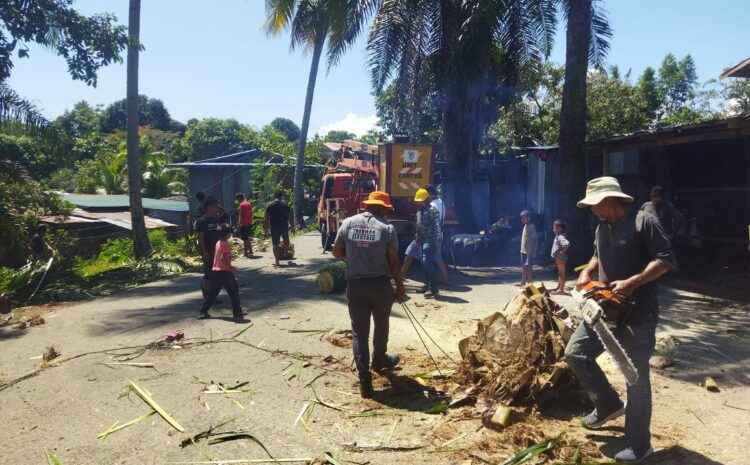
[126,0,152,258]
[557,0,610,255]
[0,84,51,134]
[264,0,378,227]
[97,151,127,194]
[368,0,610,230]
[368,0,559,229]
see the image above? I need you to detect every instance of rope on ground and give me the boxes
[401,302,443,376]
[401,301,459,366]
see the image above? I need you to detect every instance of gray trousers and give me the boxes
[346,277,395,380]
[565,314,657,455]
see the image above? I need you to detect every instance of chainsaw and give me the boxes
[570,281,639,386]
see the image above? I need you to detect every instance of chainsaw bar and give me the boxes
[572,289,639,386]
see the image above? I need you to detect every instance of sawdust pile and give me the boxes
[457,284,579,409]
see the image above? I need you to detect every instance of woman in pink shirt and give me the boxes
[198,224,246,321]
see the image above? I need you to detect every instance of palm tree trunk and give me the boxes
[294,27,326,228]
[126,0,152,259]
[558,0,592,262]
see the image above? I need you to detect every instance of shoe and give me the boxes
[417,285,429,294]
[614,447,654,463]
[424,287,439,299]
[581,404,625,429]
[372,353,400,372]
[359,378,374,399]
[196,312,211,319]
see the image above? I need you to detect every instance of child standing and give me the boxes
[518,210,538,287]
[198,224,246,321]
[550,219,571,295]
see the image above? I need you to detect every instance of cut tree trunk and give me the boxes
[126,0,152,259]
[558,0,593,264]
[317,261,346,294]
[457,284,579,410]
[294,26,326,229]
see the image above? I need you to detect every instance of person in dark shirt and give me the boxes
[640,186,685,240]
[29,224,55,260]
[195,198,221,297]
[195,192,206,218]
[264,191,295,266]
[565,177,674,464]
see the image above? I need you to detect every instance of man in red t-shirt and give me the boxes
[235,193,254,258]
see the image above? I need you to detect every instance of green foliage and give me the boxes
[322,130,356,142]
[178,118,253,161]
[587,67,650,140]
[0,0,128,85]
[0,133,52,179]
[374,84,440,143]
[270,117,300,141]
[100,95,180,133]
[637,67,662,123]
[718,77,750,115]
[658,53,698,116]
[0,83,53,134]
[0,159,72,264]
[55,101,101,140]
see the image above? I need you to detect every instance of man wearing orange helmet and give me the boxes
[333,191,405,398]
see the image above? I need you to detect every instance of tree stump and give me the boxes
[317,262,347,294]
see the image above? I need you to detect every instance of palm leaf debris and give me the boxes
[97,410,156,439]
[128,380,184,432]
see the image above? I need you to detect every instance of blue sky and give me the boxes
[6,0,750,136]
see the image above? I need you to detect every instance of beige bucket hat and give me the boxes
[577,176,634,208]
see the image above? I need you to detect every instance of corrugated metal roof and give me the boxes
[43,208,178,230]
[721,57,750,79]
[57,193,189,211]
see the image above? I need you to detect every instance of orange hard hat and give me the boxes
[362,191,394,210]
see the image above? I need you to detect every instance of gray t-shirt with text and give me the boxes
[334,212,398,279]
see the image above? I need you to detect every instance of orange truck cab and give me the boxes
[317,141,435,252]
[317,156,378,250]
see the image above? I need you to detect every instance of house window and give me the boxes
[608,149,639,175]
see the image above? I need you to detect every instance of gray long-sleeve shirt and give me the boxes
[640,201,685,238]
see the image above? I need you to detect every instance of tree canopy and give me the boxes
[270,117,301,141]
[100,95,184,133]
[322,130,356,143]
[0,0,128,85]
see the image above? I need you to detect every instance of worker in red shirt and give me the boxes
[235,193,254,258]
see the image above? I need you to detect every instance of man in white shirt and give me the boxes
[401,185,450,285]
[426,185,450,284]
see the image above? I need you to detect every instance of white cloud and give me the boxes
[319,113,379,137]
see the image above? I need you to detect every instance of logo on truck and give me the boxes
[398,149,423,190]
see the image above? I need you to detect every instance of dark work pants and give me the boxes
[564,314,657,455]
[421,243,440,290]
[200,270,242,316]
[346,277,395,381]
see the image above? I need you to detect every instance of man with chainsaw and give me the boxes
[565,176,674,464]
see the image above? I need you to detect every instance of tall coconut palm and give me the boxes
[368,0,558,229]
[126,0,152,258]
[264,0,378,227]
[557,0,610,257]
[368,0,610,230]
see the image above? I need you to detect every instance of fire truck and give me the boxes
[317,140,435,251]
